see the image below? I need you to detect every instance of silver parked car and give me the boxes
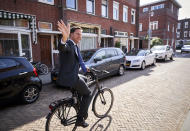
[181,45,190,53]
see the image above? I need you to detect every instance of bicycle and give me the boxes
[31,61,49,75]
[45,68,114,131]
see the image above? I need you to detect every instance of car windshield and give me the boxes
[151,46,166,51]
[81,50,96,62]
[126,50,145,56]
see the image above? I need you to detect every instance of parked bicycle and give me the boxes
[31,61,49,75]
[45,68,114,131]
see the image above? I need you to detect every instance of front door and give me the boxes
[39,35,51,67]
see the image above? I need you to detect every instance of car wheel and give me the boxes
[85,72,95,83]
[152,59,156,66]
[170,55,173,60]
[164,55,167,62]
[21,85,40,104]
[118,65,124,76]
[141,61,145,70]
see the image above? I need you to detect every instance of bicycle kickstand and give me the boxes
[72,125,77,131]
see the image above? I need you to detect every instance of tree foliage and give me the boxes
[151,38,163,48]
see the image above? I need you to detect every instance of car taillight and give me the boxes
[33,68,38,76]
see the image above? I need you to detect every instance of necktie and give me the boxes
[75,45,87,73]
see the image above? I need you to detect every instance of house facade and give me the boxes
[139,0,181,49]
[177,18,190,45]
[0,0,139,68]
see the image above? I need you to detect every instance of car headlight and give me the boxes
[133,59,140,63]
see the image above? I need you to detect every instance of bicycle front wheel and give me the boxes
[39,64,49,75]
[92,88,114,118]
[45,103,77,131]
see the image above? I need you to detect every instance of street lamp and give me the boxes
[148,11,154,49]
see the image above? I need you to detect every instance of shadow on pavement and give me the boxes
[90,115,112,131]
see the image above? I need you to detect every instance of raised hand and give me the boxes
[57,20,70,43]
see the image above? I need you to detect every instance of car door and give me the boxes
[145,50,153,65]
[105,49,118,73]
[90,49,107,78]
[0,58,21,99]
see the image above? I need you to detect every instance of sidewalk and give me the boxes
[38,72,52,85]
[181,110,190,131]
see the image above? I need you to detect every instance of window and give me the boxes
[150,21,158,30]
[177,23,181,29]
[172,24,174,32]
[171,3,173,13]
[185,22,188,28]
[113,1,119,20]
[102,0,108,17]
[139,23,142,31]
[131,9,136,24]
[143,7,148,12]
[66,0,77,10]
[168,24,170,31]
[184,31,188,37]
[151,4,164,11]
[38,0,54,5]
[177,32,180,38]
[123,5,128,22]
[107,49,117,58]
[95,50,106,60]
[21,34,31,59]
[87,0,95,14]
[0,59,18,70]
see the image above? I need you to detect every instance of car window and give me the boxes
[94,50,106,60]
[81,50,96,62]
[116,48,124,55]
[126,50,145,56]
[0,59,19,70]
[106,49,117,58]
[151,46,166,51]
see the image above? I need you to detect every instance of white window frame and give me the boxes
[150,21,158,30]
[185,22,188,28]
[171,3,173,13]
[86,0,95,14]
[139,23,142,31]
[38,0,54,5]
[113,1,119,20]
[66,0,78,10]
[101,0,108,18]
[123,5,128,23]
[184,31,188,37]
[177,23,181,29]
[168,24,170,31]
[177,32,180,38]
[131,8,136,24]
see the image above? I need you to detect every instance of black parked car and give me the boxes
[51,47,126,84]
[0,56,42,104]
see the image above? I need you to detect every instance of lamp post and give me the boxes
[148,11,153,49]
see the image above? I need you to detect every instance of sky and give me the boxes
[140,0,190,20]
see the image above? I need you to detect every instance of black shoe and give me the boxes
[75,120,89,128]
[84,113,88,120]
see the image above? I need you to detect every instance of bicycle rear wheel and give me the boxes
[39,64,49,75]
[45,102,77,131]
[92,88,114,118]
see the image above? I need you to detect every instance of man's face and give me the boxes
[70,29,82,44]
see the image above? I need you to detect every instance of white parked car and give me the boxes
[125,49,156,70]
[181,45,190,53]
[151,45,173,61]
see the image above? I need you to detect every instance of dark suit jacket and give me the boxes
[56,40,80,87]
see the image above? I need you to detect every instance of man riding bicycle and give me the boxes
[56,20,91,128]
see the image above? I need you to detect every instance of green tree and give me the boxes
[115,41,121,48]
[151,38,163,48]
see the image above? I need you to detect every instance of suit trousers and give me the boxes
[73,76,91,120]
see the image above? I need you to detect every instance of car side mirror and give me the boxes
[94,57,102,63]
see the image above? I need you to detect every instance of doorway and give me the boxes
[39,35,51,67]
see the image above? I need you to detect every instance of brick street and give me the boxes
[0,53,190,131]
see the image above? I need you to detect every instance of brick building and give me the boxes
[139,0,181,49]
[177,18,190,45]
[0,0,139,68]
